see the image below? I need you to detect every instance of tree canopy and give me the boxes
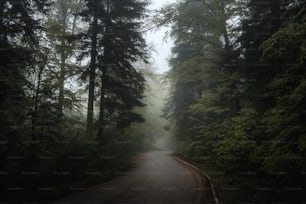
[160,0,306,202]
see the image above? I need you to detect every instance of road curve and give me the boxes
[56,151,212,204]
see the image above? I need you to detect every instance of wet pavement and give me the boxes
[57,150,212,204]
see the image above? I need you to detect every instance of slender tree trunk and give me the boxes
[58,48,65,130]
[98,0,111,140]
[98,66,106,140]
[72,14,77,34]
[221,2,230,53]
[0,2,4,37]
[223,24,230,52]
[0,1,7,42]
[31,65,44,138]
[57,0,68,132]
[72,0,81,34]
[31,63,44,158]
[86,1,98,138]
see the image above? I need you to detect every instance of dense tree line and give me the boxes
[79,0,148,139]
[160,0,306,202]
[0,0,150,202]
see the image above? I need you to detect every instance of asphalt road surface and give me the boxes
[56,151,213,204]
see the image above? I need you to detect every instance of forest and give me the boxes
[0,0,305,203]
[0,0,157,202]
[160,0,306,203]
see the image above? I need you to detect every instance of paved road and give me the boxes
[57,151,212,204]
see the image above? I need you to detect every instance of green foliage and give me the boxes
[258,22,306,174]
[0,0,153,202]
[78,0,148,136]
[162,0,306,202]
[261,23,306,65]
[215,108,261,172]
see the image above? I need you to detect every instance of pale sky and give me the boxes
[145,0,176,74]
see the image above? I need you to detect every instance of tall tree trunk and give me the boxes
[0,2,4,38]
[98,0,111,140]
[98,67,106,140]
[0,2,7,47]
[223,23,230,53]
[57,0,68,132]
[31,65,44,138]
[58,48,65,131]
[86,1,98,138]
[72,14,77,34]
[221,2,230,53]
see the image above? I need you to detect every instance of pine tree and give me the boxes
[78,0,106,137]
[45,0,83,132]
[80,0,148,139]
[96,0,148,139]
[0,1,50,199]
[235,0,283,112]
[160,0,306,202]
[0,0,50,150]
[160,0,236,140]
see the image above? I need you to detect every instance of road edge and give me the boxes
[172,155,220,204]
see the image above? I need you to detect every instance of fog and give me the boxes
[130,67,174,150]
[144,73,173,150]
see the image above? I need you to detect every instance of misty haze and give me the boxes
[0,0,305,203]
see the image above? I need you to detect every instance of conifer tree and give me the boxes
[79,0,104,137]
[97,0,148,139]
[46,0,83,132]
[0,0,50,146]
[159,0,306,202]
[80,0,148,138]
